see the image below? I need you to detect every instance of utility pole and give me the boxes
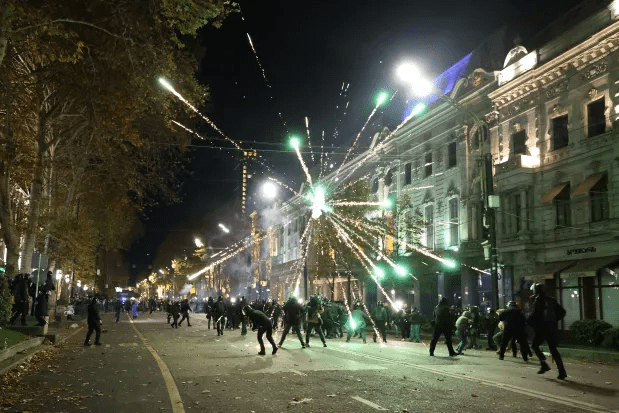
[484,152,500,309]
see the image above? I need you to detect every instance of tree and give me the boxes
[0,0,236,325]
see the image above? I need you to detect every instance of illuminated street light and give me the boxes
[374,267,385,279]
[397,63,435,97]
[261,181,278,200]
[83,285,89,291]
[194,238,204,248]
[397,63,420,83]
[159,269,165,274]
[218,223,230,233]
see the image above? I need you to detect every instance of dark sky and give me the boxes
[127,0,587,279]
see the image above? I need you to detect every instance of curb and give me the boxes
[0,337,45,363]
[0,324,85,376]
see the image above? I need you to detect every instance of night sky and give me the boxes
[127,0,587,280]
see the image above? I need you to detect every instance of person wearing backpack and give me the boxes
[528,283,567,380]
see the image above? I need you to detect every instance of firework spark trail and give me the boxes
[354,218,456,269]
[246,33,270,86]
[188,234,266,280]
[335,104,380,179]
[172,120,275,172]
[331,214,418,281]
[339,284,353,328]
[305,117,316,166]
[160,79,243,151]
[331,201,387,207]
[328,216,396,309]
[294,145,313,186]
[291,220,313,294]
[319,130,325,179]
[267,176,298,195]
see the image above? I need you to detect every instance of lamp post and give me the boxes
[397,62,499,309]
[55,271,62,302]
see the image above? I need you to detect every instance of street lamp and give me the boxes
[194,238,204,248]
[396,61,499,309]
[218,223,230,233]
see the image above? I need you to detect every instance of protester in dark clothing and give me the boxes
[179,299,192,326]
[149,298,156,314]
[305,296,327,347]
[214,296,227,336]
[34,289,49,326]
[408,307,422,342]
[429,297,457,357]
[278,297,306,348]
[244,306,278,355]
[206,297,214,329]
[373,301,389,343]
[485,309,500,350]
[9,274,29,326]
[272,301,282,330]
[170,302,181,328]
[114,300,122,322]
[498,301,531,361]
[84,298,102,346]
[237,296,248,335]
[528,284,567,380]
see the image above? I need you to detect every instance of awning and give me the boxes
[540,183,568,205]
[525,260,576,280]
[572,173,606,197]
[560,256,619,278]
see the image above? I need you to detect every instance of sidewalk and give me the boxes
[0,315,86,376]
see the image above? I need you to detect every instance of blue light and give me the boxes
[402,52,473,121]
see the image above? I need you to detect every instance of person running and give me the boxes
[278,296,306,349]
[528,283,567,380]
[454,310,473,355]
[498,301,531,361]
[178,299,192,326]
[429,297,457,357]
[169,301,180,328]
[84,297,102,346]
[244,306,278,355]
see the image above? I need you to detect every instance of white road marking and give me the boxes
[328,347,618,413]
[289,369,307,376]
[351,396,388,410]
[128,315,185,413]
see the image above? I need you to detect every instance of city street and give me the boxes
[2,312,618,413]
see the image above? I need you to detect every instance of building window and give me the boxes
[587,99,605,137]
[513,193,521,233]
[404,163,412,185]
[555,184,571,228]
[512,130,527,155]
[424,152,433,178]
[560,277,582,328]
[385,169,393,186]
[551,115,569,150]
[449,198,458,246]
[425,204,434,250]
[590,175,609,222]
[448,142,457,168]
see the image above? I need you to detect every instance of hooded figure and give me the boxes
[429,297,457,357]
[528,284,567,379]
[278,296,306,348]
[373,301,389,343]
[244,306,278,355]
[498,301,530,361]
[84,297,102,346]
[214,296,227,336]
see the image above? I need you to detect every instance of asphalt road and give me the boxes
[2,311,619,413]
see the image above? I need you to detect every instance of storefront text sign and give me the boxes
[567,247,596,256]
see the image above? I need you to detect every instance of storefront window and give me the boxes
[597,273,619,326]
[560,277,581,329]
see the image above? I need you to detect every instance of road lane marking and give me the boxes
[328,347,617,413]
[128,315,185,413]
[289,369,307,376]
[351,396,387,410]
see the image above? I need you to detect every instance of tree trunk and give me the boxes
[0,37,7,69]
[20,131,47,273]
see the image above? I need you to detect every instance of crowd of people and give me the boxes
[74,282,568,380]
[8,271,56,327]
